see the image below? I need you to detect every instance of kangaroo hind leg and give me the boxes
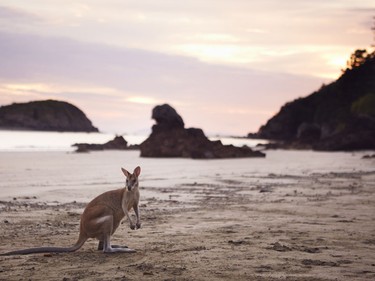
[102,234,136,253]
[97,241,128,251]
[97,215,135,253]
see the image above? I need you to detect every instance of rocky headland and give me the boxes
[140,104,265,159]
[0,100,98,132]
[250,50,375,151]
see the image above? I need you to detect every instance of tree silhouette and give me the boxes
[345,18,375,71]
[346,49,369,69]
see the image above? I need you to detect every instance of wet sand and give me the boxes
[0,150,375,280]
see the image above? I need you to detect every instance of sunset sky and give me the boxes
[0,1,374,135]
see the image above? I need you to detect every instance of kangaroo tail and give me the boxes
[0,234,87,256]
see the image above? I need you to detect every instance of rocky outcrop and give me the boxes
[0,100,98,132]
[250,51,375,151]
[151,104,184,130]
[140,104,265,159]
[73,136,138,152]
[362,154,375,159]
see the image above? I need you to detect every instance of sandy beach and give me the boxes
[0,150,375,280]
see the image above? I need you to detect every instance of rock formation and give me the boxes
[73,136,138,152]
[0,100,98,132]
[140,104,265,159]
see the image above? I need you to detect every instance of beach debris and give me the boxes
[269,242,291,252]
[302,259,339,267]
[228,239,246,245]
[259,186,273,193]
[268,242,322,253]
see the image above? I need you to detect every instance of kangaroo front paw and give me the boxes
[130,223,136,230]
[136,222,141,229]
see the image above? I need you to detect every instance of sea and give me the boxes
[0,130,268,152]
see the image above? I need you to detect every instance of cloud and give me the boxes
[0,31,325,134]
[1,2,373,80]
[0,5,43,23]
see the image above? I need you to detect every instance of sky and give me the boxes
[0,1,374,135]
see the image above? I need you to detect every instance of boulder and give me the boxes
[140,104,265,159]
[362,154,375,159]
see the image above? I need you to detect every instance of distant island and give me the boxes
[250,49,375,151]
[0,100,98,132]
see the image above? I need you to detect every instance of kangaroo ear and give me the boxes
[133,166,141,177]
[121,168,130,178]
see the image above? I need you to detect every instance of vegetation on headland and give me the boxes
[250,49,375,151]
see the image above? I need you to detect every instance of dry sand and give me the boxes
[0,150,375,281]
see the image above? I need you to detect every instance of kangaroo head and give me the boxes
[121,166,141,191]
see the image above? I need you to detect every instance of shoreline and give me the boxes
[0,129,270,152]
[0,150,374,280]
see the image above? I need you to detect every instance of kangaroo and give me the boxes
[0,166,141,255]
